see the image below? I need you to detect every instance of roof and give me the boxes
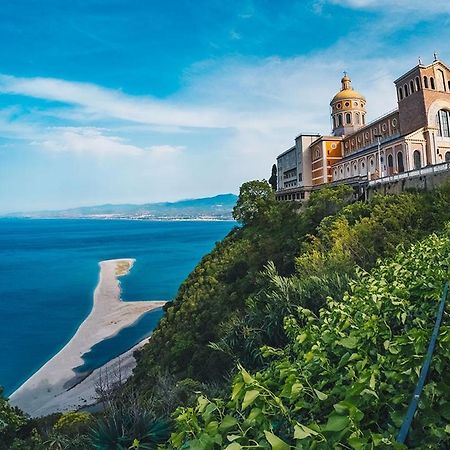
[331,88,366,103]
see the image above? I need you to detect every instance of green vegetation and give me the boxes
[168,230,450,448]
[2,179,450,448]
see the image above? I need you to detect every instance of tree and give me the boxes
[269,164,277,191]
[232,180,277,226]
[0,387,28,449]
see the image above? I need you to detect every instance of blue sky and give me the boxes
[0,0,449,213]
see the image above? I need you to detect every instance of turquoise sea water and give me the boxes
[0,219,235,396]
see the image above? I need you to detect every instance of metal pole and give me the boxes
[375,134,382,179]
[397,282,449,444]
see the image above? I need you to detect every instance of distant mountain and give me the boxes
[4,194,238,220]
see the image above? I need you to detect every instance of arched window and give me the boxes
[404,84,409,96]
[424,76,429,88]
[438,69,446,91]
[338,114,343,127]
[413,150,421,169]
[437,110,450,137]
[346,113,351,124]
[430,77,435,89]
[397,152,405,173]
[333,116,336,128]
[398,87,404,100]
[446,151,450,163]
[410,80,414,93]
[415,77,420,91]
[388,154,394,175]
[448,80,450,92]
[355,112,360,124]
[362,115,365,125]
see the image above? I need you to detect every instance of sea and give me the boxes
[0,219,235,396]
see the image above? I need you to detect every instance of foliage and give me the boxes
[131,184,356,397]
[90,411,171,450]
[269,165,277,191]
[0,387,29,450]
[232,180,278,226]
[53,411,92,435]
[168,230,450,449]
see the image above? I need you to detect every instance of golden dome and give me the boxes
[331,89,365,103]
[330,73,365,104]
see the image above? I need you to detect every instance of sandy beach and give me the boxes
[10,258,165,417]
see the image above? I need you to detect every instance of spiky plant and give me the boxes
[90,411,171,450]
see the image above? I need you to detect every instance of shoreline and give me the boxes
[10,258,166,417]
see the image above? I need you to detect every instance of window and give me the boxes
[338,114,343,126]
[355,112,360,124]
[424,76,429,88]
[410,80,414,93]
[404,84,409,96]
[300,192,305,199]
[398,87,404,100]
[438,69,446,91]
[299,173,302,181]
[437,110,450,137]
[388,154,394,174]
[448,80,450,91]
[346,113,351,124]
[446,151,450,163]
[415,77,420,91]
[413,150,421,169]
[397,152,405,173]
[333,116,336,128]
[430,77,435,89]
[362,115,365,125]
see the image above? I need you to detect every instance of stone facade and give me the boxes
[275,57,450,201]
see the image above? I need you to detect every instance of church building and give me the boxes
[275,56,450,201]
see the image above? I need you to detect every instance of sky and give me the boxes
[0,0,450,213]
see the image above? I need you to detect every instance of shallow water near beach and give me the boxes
[0,219,235,395]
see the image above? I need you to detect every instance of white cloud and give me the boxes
[0,75,231,129]
[147,145,185,156]
[35,127,145,156]
[323,0,450,13]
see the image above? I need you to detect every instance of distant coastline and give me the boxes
[10,258,166,417]
[1,216,236,221]
[1,193,238,221]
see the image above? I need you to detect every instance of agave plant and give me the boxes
[90,410,171,450]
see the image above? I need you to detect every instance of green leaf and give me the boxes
[225,443,242,450]
[219,415,238,432]
[231,382,244,401]
[338,336,358,349]
[242,390,259,410]
[445,424,450,434]
[264,431,290,450]
[241,367,254,384]
[348,435,368,449]
[314,389,328,400]
[324,414,349,432]
[291,382,303,396]
[294,423,318,440]
[227,434,241,442]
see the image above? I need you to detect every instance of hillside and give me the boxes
[3,194,238,220]
[2,181,450,449]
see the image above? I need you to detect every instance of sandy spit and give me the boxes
[10,259,165,417]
